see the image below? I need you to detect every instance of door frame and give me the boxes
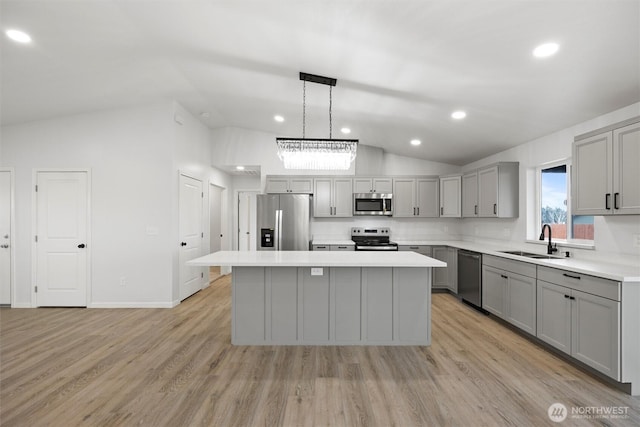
[0,168,15,307]
[235,190,260,252]
[31,169,92,307]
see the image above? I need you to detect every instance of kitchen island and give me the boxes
[188,251,446,345]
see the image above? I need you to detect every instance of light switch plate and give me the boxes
[311,267,323,276]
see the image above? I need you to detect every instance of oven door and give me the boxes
[353,193,393,216]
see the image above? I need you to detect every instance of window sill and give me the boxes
[525,239,595,251]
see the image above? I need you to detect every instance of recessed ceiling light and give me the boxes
[200,112,211,118]
[274,115,284,122]
[236,165,245,171]
[533,42,559,58]
[5,29,32,44]
[341,127,351,134]
[451,111,467,120]
[410,139,421,146]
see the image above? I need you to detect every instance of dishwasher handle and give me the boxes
[459,250,482,260]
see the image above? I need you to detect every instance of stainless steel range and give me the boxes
[351,227,398,251]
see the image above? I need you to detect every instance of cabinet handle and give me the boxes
[614,192,620,210]
[569,296,576,300]
[493,204,497,215]
[413,207,416,215]
[562,273,581,280]
[317,246,326,249]
[501,274,508,279]
[409,246,419,250]
[605,193,611,210]
[440,206,443,215]
[474,205,478,215]
[416,207,419,216]
[564,294,571,299]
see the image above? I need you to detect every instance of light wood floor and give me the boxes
[1,275,638,426]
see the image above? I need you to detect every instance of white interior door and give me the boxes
[0,171,12,305]
[238,191,258,251]
[36,171,89,307]
[179,174,204,301]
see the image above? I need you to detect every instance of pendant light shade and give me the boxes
[276,72,358,170]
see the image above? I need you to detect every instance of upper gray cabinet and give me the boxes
[393,177,439,218]
[265,176,313,194]
[462,163,519,218]
[313,177,353,217]
[439,175,462,218]
[353,177,393,194]
[573,119,640,215]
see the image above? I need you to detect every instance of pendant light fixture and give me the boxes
[276,72,358,170]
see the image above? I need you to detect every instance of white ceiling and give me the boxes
[1,0,638,165]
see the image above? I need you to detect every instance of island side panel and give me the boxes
[363,267,394,342]
[300,267,331,342]
[333,267,362,342]
[394,267,431,345]
[269,267,298,343]
[232,267,266,344]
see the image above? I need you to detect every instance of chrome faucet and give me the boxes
[539,224,558,255]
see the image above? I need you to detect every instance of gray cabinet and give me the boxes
[439,175,462,218]
[462,163,519,218]
[536,266,620,380]
[313,177,353,217]
[265,176,313,194]
[573,119,640,215]
[398,245,431,255]
[311,244,330,251]
[312,244,354,251]
[431,246,449,289]
[482,255,536,334]
[353,177,393,193]
[447,247,458,293]
[393,177,439,218]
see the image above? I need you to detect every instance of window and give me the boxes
[538,161,594,242]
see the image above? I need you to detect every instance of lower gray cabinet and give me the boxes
[270,267,299,342]
[301,268,330,341]
[447,247,458,293]
[432,246,449,289]
[537,275,620,380]
[333,268,362,342]
[482,255,536,335]
[363,267,394,342]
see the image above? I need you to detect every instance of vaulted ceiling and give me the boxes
[2,0,638,165]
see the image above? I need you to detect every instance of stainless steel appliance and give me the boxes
[458,249,483,309]
[351,227,398,251]
[257,194,311,251]
[353,193,393,216]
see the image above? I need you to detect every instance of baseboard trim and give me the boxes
[89,301,177,309]
[11,303,32,308]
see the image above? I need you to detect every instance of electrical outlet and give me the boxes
[311,268,323,276]
[119,277,126,287]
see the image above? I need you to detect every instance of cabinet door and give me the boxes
[393,178,416,217]
[265,178,290,193]
[333,178,353,217]
[270,267,298,342]
[478,166,498,217]
[447,247,458,293]
[462,172,478,217]
[373,178,393,193]
[353,178,373,193]
[572,132,612,215]
[572,290,620,379]
[536,280,571,354]
[440,175,461,217]
[333,268,362,342]
[363,267,393,342]
[330,245,354,251]
[431,246,449,289]
[613,122,640,214]
[289,177,313,194]
[416,178,439,217]
[313,178,333,217]
[312,245,330,251]
[482,265,506,318]
[505,273,536,335]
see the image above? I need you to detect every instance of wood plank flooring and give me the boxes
[1,275,638,426]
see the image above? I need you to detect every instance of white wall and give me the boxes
[0,101,233,307]
[460,102,640,264]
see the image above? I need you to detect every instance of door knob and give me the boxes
[78,243,86,248]
[181,242,187,246]
[1,244,8,248]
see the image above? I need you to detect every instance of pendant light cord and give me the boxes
[329,86,333,139]
[302,80,306,139]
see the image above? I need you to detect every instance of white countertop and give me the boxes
[311,240,355,246]
[188,250,447,268]
[308,238,639,282]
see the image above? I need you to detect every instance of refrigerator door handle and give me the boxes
[275,209,283,251]
[274,210,279,251]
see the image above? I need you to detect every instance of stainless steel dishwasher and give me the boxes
[458,250,483,309]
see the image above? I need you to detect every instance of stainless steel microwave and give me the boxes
[353,193,393,216]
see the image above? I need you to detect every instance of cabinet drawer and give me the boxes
[312,245,330,251]
[484,255,536,279]
[537,266,620,301]
[331,245,354,251]
[398,245,431,255]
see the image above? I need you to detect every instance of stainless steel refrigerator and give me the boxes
[256,194,311,251]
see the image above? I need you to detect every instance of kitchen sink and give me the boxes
[498,250,562,260]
